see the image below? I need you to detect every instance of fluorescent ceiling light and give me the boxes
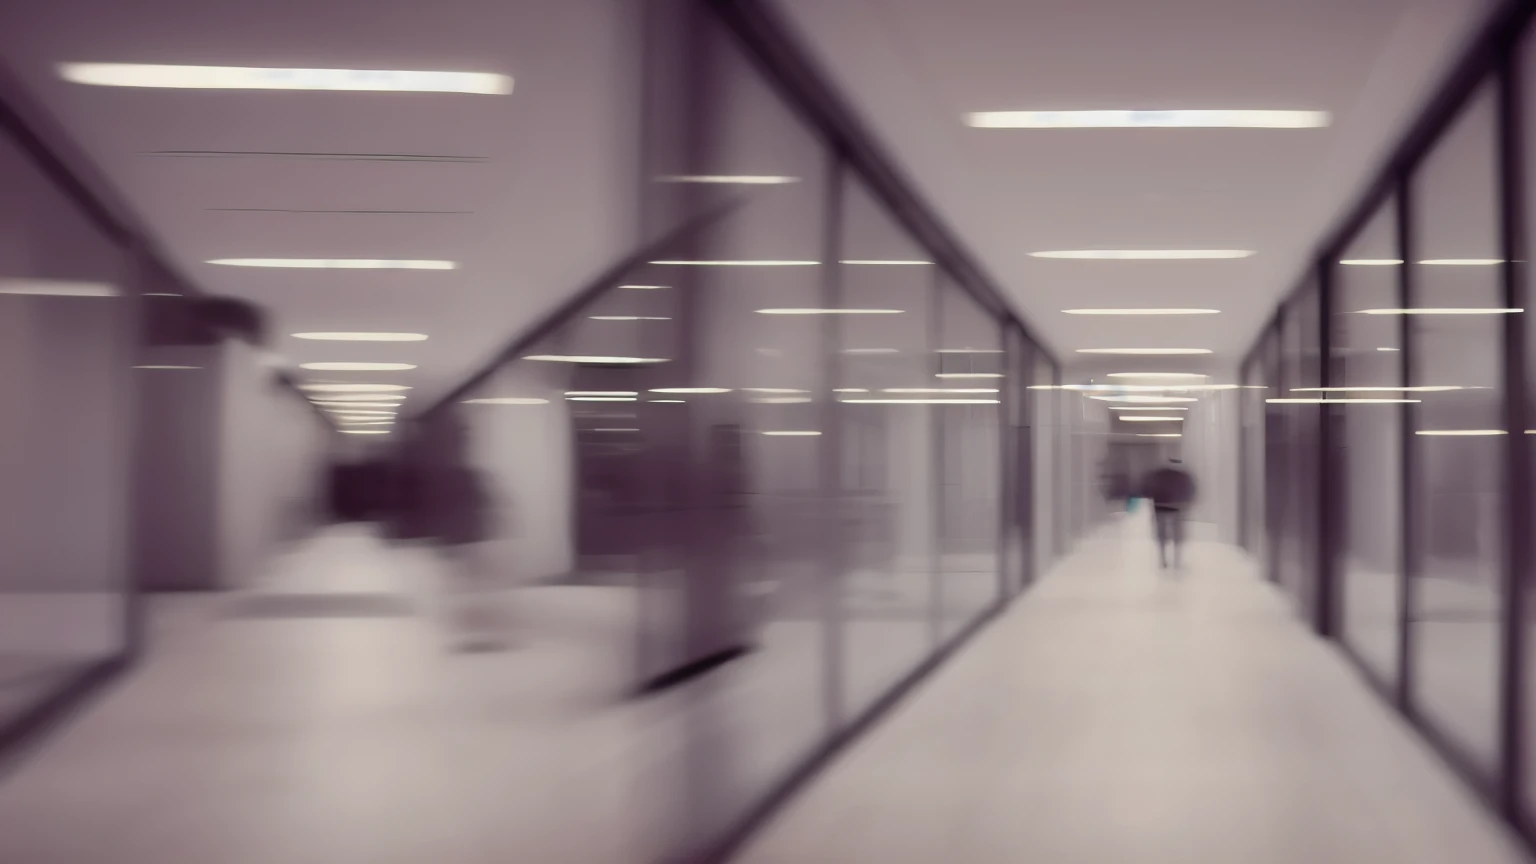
[937,373,1004,379]
[651,388,731,394]
[60,63,512,94]
[1090,395,1198,403]
[342,429,392,435]
[312,401,401,409]
[1107,372,1206,379]
[937,348,1005,354]
[834,388,870,394]
[1292,386,1462,393]
[1119,416,1185,422]
[1062,308,1220,315]
[299,362,417,371]
[0,279,117,297]
[884,388,999,394]
[328,409,395,416]
[292,332,428,342]
[1112,406,1188,411]
[209,258,455,269]
[620,285,668,290]
[1420,258,1503,265]
[651,260,819,266]
[1378,347,1400,352]
[1138,434,1183,438]
[752,396,814,404]
[965,109,1329,129]
[1267,398,1418,404]
[339,420,395,426]
[841,398,1001,405]
[300,383,411,392]
[133,365,200,370]
[844,348,901,355]
[311,392,406,402]
[762,430,822,436]
[839,259,931,265]
[745,388,810,394]
[1032,250,1253,260]
[1356,308,1521,315]
[568,397,638,402]
[590,315,671,321]
[1077,348,1213,355]
[463,397,550,405]
[656,174,799,184]
[757,308,903,315]
[1340,259,1403,266]
[650,399,686,403]
[144,292,182,297]
[524,354,667,364]
[1416,429,1506,436]
[566,391,639,397]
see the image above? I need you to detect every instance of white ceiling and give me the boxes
[0,0,1502,408]
[0,0,637,413]
[775,0,1499,378]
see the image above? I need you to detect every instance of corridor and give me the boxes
[734,513,1533,864]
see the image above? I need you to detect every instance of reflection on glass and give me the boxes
[1407,86,1503,775]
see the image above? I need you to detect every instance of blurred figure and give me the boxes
[1142,457,1196,569]
[421,415,510,652]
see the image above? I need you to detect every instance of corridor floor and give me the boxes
[734,514,1534,864]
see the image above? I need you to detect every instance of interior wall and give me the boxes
[217,341,331,588]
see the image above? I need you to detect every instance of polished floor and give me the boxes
[0,518,1531,864]
[735,515,1534,864]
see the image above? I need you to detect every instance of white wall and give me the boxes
[217,342,331,588]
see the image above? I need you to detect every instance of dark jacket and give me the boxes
[1142,467,1196,511]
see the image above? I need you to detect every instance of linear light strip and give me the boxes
[61,63,513,94]
[966,109,1329,129]
[210,258,455,269]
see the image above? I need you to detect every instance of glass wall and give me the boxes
[0,115,135,730]
[1241,5,1536,835]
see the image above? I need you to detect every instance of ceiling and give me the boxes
[0,0,636,414]
[0,0,1503,412]
[775,0,1500,378]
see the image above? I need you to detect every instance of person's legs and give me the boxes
[1171,510,1186,568]
[1153,508,1171,568]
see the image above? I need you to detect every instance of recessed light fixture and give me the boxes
[762,430,822,436]
[965,109,1329,129]
[843,348,901,355]
[884,388,1000,394]
[651,259,819,266]
[1091,395,1199,403]
[744,388,810,394]
[1111,406,1189,411]
[1378,347,1401,352]
[300,383,412,392]
[650,399,686,403]
[208,258,455,269]
[590,315,671,321]
[312,401,402,409]
[1107,372,1207,379]
[833,388,870,394]
[1062,308,1220,315]
[1416,429,1507,436]
[567,391,638,397]
[1292,386,1463,393]
[299,362,417,371]
[1356,308,1521,315]
[936,348,1005,354]
[524,354,668,364]
[342,429,393,435]
[936,373,1004,379]
[60,63,513,94]
[1267,398,1418,404]
[756,308,904,315]
[1340,259,1403,266]
[839,259,931,265]
[463,397,550,405]
[1032,250,1253,260]
[567,397,639,402]
[1420,258,1503,265]
[311,393,406,402]
[1076,348,1213,355]
[656,174,799,184]
[620,285,669,290]
[1118,416,1185,422]
[0,279,118,297]
[650,388,731,394]
[292,332,429,342]
[841,398,1001,405]
[1137,434,1183,438]
[752,396,814,404]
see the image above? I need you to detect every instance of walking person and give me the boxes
[419,415,510,652]
[1141,458,1196,569]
